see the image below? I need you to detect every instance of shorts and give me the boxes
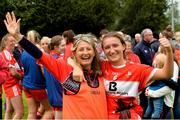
[53,106,62,111]
[4,84,22,99]
[23,87,48,102]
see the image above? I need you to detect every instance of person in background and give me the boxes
[135,33,142,43]
[40,36,51,53]
[133,28,156,113]
[0,54,9,119]
[143,52,167,119]
[49,35,66,60]
[43,35,64,119]
[151,32,160,53]
[62,29,75,62]
[21,30,53,119]
[97,29,109,60]
[124,34,140,63]
[133,28,155,66]
[0,34,24,119]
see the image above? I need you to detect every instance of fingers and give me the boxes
[159,38,173,53]
[73,72,83,82]
[17,18,21,28]
[4,20,8,27]
[79,75,85,82]
[4,11,17,25]
[159,38,170,46]
[6,12,12,24]
[11,11,16,22]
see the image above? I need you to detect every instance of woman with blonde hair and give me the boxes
[21,30,53,119]
[0,34,24,119]
[4,12,108,119]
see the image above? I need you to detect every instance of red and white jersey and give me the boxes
[101,61,156,119]
[1,49,23,90]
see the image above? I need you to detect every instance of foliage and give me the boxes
[0,0,178,39]
[0,0,119,37]
[165,1,180,31]
[116,0,169,36]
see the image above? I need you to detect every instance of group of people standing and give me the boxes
[0,11,179,119]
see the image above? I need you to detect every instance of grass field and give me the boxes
[2,92,28,119]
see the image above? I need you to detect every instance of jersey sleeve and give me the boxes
[0,55,9,84]
[138,64,155,91]
[38,53,72,83]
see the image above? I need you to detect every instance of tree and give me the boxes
[0,0,120,38]
[0,0,172,38]
[165,1,180,31]
[116,0,169,36]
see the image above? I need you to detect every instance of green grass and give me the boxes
[2,92,28,119]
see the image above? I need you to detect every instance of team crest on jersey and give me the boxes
[112,72,120,81]
[127,71,132,77]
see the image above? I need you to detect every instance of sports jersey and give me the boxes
[126,52,141,64]
[20,51,46,89]
[0,54,9,96]
[44,50,63,107]
[1,49,23,90]
[101,61,155,119]
[39,53,108,119]
[63,43,73,62]
[0,54,9,85]
[50,50,61,59]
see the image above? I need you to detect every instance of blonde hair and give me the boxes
[27,30,41,44]
[41,36,51,44]
[0,34,13,51]
[72,34,102,76]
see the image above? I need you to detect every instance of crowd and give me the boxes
[0,11,179,119]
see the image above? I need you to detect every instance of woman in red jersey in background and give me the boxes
[62,29,75,62]
[0,34,24,119]
[124,34,141,63]
[0,53,10,119]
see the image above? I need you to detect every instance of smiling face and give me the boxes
[5,36,16,52]
[41,37,50,52]
[73,41,95,70]
[102,36,126,66]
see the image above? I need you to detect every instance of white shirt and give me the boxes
[147,62,179,108]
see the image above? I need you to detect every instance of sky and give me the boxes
[175,0,180,11]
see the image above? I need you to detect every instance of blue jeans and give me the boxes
[143,97,164,119]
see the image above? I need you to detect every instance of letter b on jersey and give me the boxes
[109,82,117,91]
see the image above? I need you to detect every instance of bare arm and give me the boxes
[151,38,174,81]
[4,12,23,41]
